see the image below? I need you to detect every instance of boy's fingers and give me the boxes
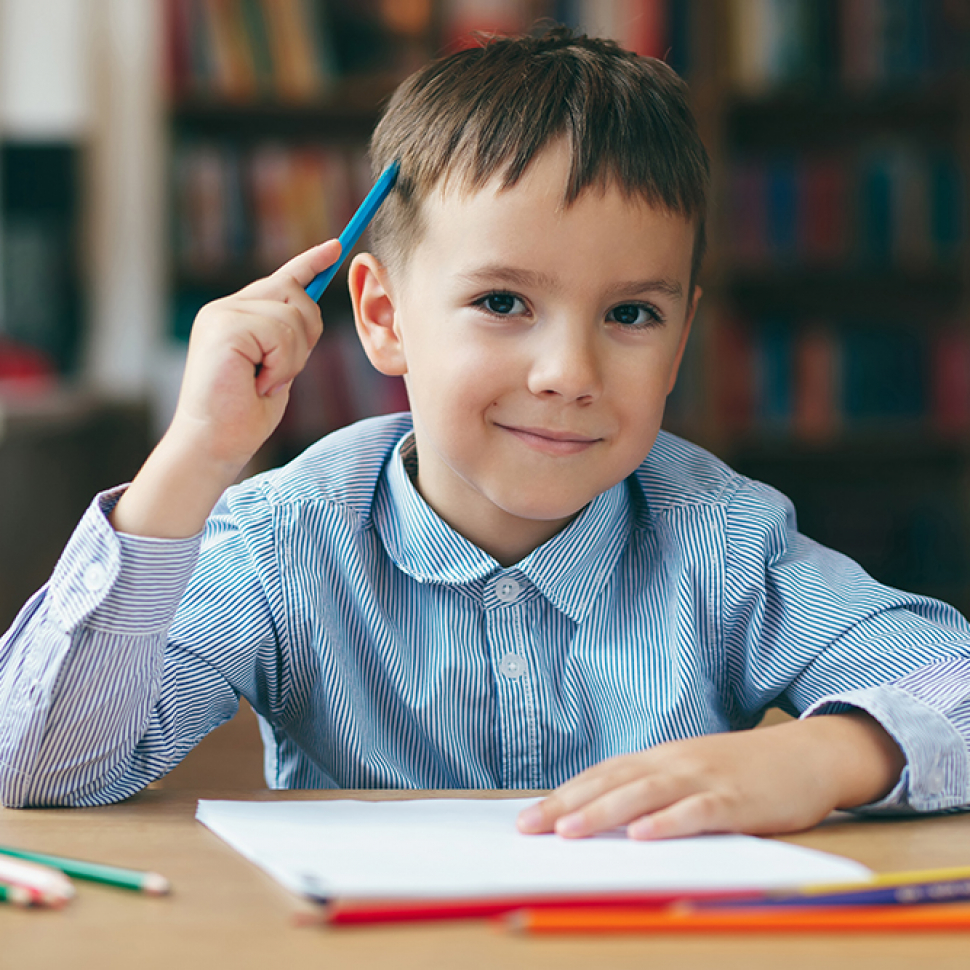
[552,774,691,838]
[274,239,342,290]
[517,774,609,833]
[237,240,341,303]
[517,759,657,834]
[627,791,729,841]
[223,306,314,393]
[228,299,321,369]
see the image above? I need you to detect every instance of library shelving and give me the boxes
[164,1,429,462]
[699,0,970,610]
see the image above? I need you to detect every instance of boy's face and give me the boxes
[354,143,699,565]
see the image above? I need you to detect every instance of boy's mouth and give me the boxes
[497,423,602,456]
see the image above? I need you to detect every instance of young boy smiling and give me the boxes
[2,30,969,840]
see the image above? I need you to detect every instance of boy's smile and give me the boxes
[353,144,699,566]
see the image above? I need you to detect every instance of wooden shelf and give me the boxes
[169,73,403,141]
[727,88,966,150]
[723,432,970,466]
[725,269,965,318]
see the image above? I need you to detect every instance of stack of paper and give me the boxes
[195,797,870,901]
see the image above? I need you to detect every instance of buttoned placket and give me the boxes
[484,571,541,789]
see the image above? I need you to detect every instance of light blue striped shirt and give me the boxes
[2,413,970,810]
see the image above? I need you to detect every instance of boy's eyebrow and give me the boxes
[455,266,560,291]
[605,278,684,302]
[456,266,684,302]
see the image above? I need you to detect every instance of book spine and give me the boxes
[728,143,965,272]
[793,325,841,441]
[162,0,193,101]
[759,321,793,432]
[713,315,756,434]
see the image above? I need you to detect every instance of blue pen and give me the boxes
[305,160,401,302]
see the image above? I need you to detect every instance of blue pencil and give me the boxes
[696,875,970,911]
[305,160,400,302]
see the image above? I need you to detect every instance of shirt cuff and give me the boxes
[803,685,970,813]
[48,486,203,635]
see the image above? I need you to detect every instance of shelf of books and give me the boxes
[702,0,970,608]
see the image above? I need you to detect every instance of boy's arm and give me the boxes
[112,240,339,539]
[0,243,339,807]
[0,490,204,806]
[0,487,288,807]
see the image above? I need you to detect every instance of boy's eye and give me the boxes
[607,302,664,329]
[477,292,526,316]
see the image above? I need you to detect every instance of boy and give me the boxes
[1,29,969,842]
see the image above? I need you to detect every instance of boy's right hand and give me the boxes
[172,240,339,469]
[111,241,341,539]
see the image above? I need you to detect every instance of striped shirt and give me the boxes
[2,412,970,810]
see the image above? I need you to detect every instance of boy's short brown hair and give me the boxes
[369,26,710,292]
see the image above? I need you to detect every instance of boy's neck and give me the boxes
[402,444,579,566]
[424,494,580,567]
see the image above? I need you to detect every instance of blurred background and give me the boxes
[1,1,969,711]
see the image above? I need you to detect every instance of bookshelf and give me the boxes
[700,0,970,610]
[162,0,970,609]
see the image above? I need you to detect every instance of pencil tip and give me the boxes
[143,873,171,896]
[10,886,31,907]
[505,910,527,933]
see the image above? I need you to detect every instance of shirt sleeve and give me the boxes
[0,481,284,808]
[721,476,970,814]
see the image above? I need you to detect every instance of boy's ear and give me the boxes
[349,253,407,376]
[666,285,701,395]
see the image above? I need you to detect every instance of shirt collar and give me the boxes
[374,432,633,622]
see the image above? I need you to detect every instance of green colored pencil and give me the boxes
[0,846,169,896]
[0,881,33,907]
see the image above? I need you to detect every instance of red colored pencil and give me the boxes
[313,889,765,926]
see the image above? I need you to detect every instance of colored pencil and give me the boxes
[695,875,970,911]
[304,159,400,302]
[313,865,970,927]
[0,845,169,896]
[0,881,33,907]
[314,890,765,926]
[804,864,970,892]
[0,856,73,906]
[507,901,970,935]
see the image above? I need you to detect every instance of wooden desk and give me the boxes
[2,790,970,970]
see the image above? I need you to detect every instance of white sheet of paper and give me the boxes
[196,797,871,899]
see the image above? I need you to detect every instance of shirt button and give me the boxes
[494,576,521,603]
[499,653,527,679]
[83,564,107,592]
[928,763,946,796]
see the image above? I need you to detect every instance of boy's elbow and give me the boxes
[0,762,36,808]
[0,761,103,809]
[0,771,117,809]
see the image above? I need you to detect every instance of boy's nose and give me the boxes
[525,321,603,403]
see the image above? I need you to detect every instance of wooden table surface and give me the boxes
[3,788,970,970]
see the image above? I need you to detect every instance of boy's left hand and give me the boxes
[517,712,905,840]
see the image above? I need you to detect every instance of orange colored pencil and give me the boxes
[508,902,970,935]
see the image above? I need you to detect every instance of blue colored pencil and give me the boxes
[696,875,970,911]
[305,160,400,302]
